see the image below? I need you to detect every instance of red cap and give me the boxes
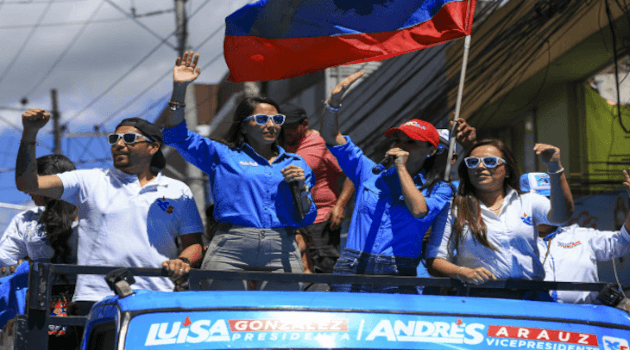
[384,119,439,148]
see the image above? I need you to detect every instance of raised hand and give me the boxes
[22,108,50,133]
[328,71,365,107]
[174,51,201,84]
[450,118,477,149]
[534,143,562,172]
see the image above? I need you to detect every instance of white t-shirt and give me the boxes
[0,207,78,266]
[57,168,204,302]
[427,188,552,280]
[538,224,630,304]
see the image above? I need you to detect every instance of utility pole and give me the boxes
[51,89,62,155]
[175,0,207,226]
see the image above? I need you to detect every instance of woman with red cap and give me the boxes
[319,72,454,293]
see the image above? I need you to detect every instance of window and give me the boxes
[87,321,117,350]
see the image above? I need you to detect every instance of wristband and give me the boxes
[20,141,38,146]
[169,101,186,111]
[324,100,340,112]
[176,257,191,265]
[547,167,564,175]
[456,267,465,282]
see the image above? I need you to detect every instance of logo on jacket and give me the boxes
[157,196,174,214]
[603,336,629,350]
[239,160,259,167]
[521,213,533,226]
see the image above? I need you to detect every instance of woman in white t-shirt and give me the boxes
[426,139,574,296]
[0,154,78,270]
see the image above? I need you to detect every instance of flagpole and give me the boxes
[444,34,472,182]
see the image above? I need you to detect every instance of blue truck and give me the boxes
[1,263,630,350]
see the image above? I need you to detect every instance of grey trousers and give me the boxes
[201,225,303,291]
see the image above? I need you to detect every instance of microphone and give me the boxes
[372,155,395,175]
[289,181,306,220]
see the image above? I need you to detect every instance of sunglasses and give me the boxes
[108,132,153,145]
[243,114,286,126]
[464,156,506,169]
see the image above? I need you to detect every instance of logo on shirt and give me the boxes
[558,241,582,249]
[157,196,174,214]
[534,173,550,187]
[521,213,533,226]
[603,336,629,350]
[239,160,259,167]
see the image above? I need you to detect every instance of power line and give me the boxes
[62,35,175,125]
[2,0,86,3]
[63,0,214,125]
[0,0,54,87]
[100,23,225,126]
[103,0,176,50]
[24,0,106,98]
[132,50,225,123]
[0,16,127,30]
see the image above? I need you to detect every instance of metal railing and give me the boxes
[18,262,611,349]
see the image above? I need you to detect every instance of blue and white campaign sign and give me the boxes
[124,310,629,349]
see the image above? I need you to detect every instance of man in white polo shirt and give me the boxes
[521,171,630,304]
[16,108,203,313]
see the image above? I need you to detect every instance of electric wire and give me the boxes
[62,0,214,126]
[3,0,85,3]
[0,0,54,87]
[0,17,128,31]
[103,0,176,50]
[23,0,106,98]
[100,23,225,127]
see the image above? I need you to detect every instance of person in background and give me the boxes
[419,120,476,289]
[2,154,79,343]
[427,139,574,299]
[162,52,316,291]
[320,72,454,293]
[521,171,630,304]
[15,109,204,314]
[0,154,78,270]
[281,103,355,276]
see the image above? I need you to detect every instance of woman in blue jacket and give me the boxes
[162,52,316,290]
[319,72,454,293]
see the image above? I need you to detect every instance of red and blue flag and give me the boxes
[224,0,477,82]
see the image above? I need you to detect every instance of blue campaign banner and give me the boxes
[124,309,629,349]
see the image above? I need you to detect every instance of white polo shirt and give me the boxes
[538,224,630,304]
[57,168,203,302]
[0,207,78,266]
[427,188,551,280]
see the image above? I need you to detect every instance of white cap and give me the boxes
[437,129,450,145]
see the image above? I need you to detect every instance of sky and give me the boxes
[0,0,253,208]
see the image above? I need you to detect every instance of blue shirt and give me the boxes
[328,136,453,258]
[163,121,317,229]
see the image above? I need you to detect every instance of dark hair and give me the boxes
[37,154,77,264]
[450,139,522,251]
[419,151,446,193]
[224,96,282,148]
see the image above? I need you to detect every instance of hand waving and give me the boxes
[174,51,201,84]
[328,71,365,107]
